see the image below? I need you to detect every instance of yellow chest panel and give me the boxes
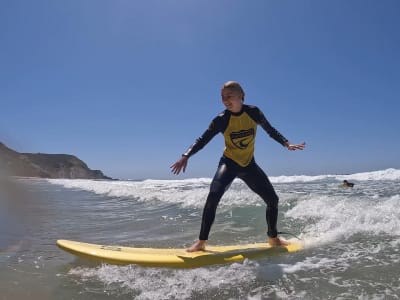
[223,112,257,167]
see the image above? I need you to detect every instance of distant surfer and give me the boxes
[341,180,355,188]
[170,81,305,252]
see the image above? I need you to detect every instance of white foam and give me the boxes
[270,174,334,183]
[46,178,265,208]
[46,168,400,211]
[69,261,258,300]
[285,194,400,246]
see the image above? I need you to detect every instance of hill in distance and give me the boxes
[0,142,111,179]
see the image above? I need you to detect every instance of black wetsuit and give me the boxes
[183,105,288,240]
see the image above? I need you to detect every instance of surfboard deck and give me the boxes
[57,239,302,268]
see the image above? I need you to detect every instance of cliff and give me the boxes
[0,142,112,179]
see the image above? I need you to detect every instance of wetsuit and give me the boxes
[183,104,288,240]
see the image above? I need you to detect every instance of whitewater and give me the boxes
[1,168,399,299]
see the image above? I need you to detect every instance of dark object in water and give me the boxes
[342,180,354,187]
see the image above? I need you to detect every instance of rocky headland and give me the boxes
[0,142,111,179]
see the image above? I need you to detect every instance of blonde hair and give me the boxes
[222,81,245,101]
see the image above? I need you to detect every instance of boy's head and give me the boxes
[221,81,245,101]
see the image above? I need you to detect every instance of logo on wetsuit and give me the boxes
[230,129,255,149]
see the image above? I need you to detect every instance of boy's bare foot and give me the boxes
[268,237,290,247]
[186,240,206,252]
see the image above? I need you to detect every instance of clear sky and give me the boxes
[1,0,399,179]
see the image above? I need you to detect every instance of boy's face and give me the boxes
[221,89,243,113]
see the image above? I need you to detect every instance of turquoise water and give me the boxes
[1,169,400,299]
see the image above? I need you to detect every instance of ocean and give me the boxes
[1,168,399,299]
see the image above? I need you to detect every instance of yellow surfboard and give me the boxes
[57,239,302,268]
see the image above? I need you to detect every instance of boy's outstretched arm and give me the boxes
[284,142,306,151]
[170,156,189,175]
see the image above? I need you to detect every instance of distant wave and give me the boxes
[270,168,400,183]
[134,168,400,184]
[143,168,400,183]
[47,169,400,190]
[44,168,400,209]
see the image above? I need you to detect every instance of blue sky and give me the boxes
[1,0,399,179]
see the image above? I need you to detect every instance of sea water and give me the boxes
[1,169,399,299]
